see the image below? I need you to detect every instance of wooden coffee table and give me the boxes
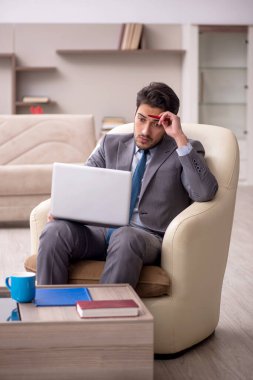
[0,284,153,380]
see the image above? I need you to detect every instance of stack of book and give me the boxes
[22,96,50,104]
[119,23,143,50]
[102,116,125,131]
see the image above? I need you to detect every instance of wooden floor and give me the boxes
[0,186,252,380]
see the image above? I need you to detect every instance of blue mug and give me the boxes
[5,272,36,303]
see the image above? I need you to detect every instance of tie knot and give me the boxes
[140,149,149,156]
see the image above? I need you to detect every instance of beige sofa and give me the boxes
[0,114,96,223]
[25,122,239,355]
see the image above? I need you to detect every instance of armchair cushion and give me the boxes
[0,164,52,196]
[24,255,170,298]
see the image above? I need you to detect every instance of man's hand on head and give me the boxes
[159,111,188,147]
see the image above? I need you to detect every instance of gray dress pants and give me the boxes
[37,219,162,288]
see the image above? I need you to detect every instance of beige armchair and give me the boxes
[25,123,239,355]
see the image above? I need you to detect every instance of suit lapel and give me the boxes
[116,134,135,171]
[113,133,177,200]
[139,135,177,199]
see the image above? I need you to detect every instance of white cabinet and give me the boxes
[198,26,250,183]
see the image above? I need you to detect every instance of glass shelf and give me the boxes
[200,102,246,105]
[199,31,247,68]
[199,68,247,104]
[199,103,247,140]
[199,66,247,70]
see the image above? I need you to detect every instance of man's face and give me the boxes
[134,104,166,150]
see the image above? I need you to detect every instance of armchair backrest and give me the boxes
[108,122,240,191]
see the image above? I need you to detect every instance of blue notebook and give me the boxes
[34,287,92,307]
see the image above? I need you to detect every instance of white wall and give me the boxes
[0,0,253,24]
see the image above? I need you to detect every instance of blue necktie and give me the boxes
[106,149,148,244]
[129,149,148,219]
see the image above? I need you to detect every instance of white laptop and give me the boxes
[51,163,132,227]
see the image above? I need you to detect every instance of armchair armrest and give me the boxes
[30,198,51,256]
[161,187,236,300]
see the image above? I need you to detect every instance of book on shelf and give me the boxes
[119,23,143,50]
[35,287,92,307]
[102,116,126,130]
[22,96,50,103]
[76,299,139,318]
[120,23,134,50]
[131,24,144,49]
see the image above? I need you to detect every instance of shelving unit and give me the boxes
[199,26,248,138]
[0,22,253,183]
[0,23,187,117]
[198,25,248,181]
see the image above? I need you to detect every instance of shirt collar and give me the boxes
[134,145,157,156]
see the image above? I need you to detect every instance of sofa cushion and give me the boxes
[0,165,52,196]
[0,114,96,165]
[24,255,170,298]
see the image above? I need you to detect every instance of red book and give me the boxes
[76,299,139,318]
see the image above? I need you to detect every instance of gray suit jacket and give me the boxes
[86,133,218,236]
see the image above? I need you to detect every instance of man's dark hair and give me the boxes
[136,82,180,115]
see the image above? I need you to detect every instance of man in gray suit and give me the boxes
[37,82,218,286]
